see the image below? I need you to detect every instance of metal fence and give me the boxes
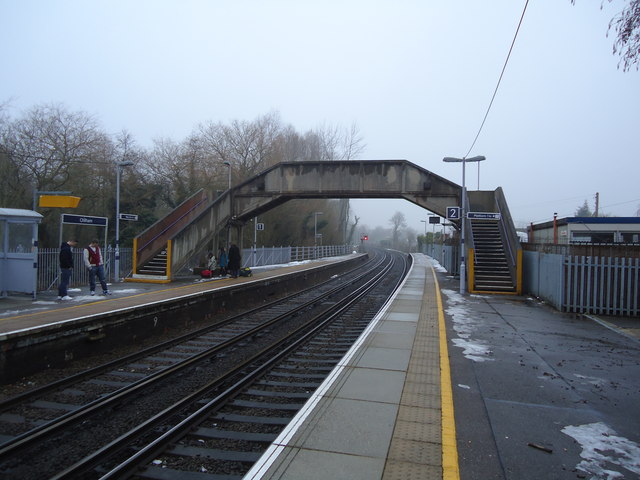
[564,256,639,316]
[423,243,459,277]
[523,251,639,316]
[37,247,133,292]
[241,245,354,268]
[38,245,352,292]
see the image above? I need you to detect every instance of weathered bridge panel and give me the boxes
[233,160,461,222]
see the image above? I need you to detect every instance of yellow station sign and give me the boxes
[39,195,81,208]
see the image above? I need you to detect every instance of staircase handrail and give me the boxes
[134,189,213,270]
[494,187,521,283]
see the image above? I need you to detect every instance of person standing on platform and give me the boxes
[218,246,228,276]
[84,239,111,296]
[58,238,78,300]
[228,243,241,278]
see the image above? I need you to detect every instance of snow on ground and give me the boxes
[441,288,494,362]
[562,422,640,480]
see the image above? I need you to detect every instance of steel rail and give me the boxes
[0,253,386,460]
[59,253,399,479]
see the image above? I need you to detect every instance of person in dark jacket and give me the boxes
[217,247,228,276]
[58,238,78,300]
[227,243,241,278]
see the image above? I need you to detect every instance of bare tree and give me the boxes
[389,211,407,248]
[0,103,109,212]
[196,111,283,183]
[573,0,640,71]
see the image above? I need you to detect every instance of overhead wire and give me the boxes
[463,0,530,158]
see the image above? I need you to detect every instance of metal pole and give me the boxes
[253,217,257,267]
[115,165,121,282]
[460,159,466,294]
[114,161,133,282]
[443,155,485,295]
[314,212,323,259]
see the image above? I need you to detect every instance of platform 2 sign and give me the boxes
[467,212,501,220]
[61,214,108,226]
[446,207,460,220]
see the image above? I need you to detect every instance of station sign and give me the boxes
[39,195,81,208]
[428,216,440,224]
[61,214,108,226]
[446,206,460,220]
[119,213,139,221]
[467,212,501,220]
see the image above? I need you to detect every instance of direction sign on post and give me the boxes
[119,213,138,221]
[446,206,460,220]
[467,212,501,220]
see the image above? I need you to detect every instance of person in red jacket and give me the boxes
[83,239,111,296]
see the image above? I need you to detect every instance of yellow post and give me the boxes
[467,248,475,293]
[132,238,138,275]
[165,240,172,279]
[516,249,523,295]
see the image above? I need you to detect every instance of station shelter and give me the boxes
[0,208,43,298]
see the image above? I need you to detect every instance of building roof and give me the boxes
[0,208,43,220]
[530,216,640,230]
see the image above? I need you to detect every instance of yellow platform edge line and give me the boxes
[431,264,460,480]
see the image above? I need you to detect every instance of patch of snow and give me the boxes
[562,422,640,480]
[426,256,447,273]
[574,374,606,386]
[0,307,48,317]
[442,288,494,362]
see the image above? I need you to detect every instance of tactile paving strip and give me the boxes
[382,266,443,479]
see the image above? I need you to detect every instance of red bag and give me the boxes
[200,269,212,278]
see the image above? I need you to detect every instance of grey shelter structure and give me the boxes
[0,208,43,298]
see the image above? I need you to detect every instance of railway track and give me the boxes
[0,249,409,479]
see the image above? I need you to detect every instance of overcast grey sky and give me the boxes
[2,0,638,232]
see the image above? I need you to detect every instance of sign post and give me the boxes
[59,214,109,271]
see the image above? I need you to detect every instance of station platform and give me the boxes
[0,256,359,337]
[246,253,452,480]
[2,253,639,479]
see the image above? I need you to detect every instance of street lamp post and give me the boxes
[223,161,232,245]
[314,212,323,259]
[442,155,486,294]
[223,161,231,190]
[420,220,427,254]
[115,160,134,282]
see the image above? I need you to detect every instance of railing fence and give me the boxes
[242,245,353,268]
[37,245,352,292]
[37,247,133,292]
[523,251,639,316]
[564,255,639,316]
[423,243,459,277]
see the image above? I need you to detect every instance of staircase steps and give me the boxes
[130,248,169,281]
[471,220,515,292]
